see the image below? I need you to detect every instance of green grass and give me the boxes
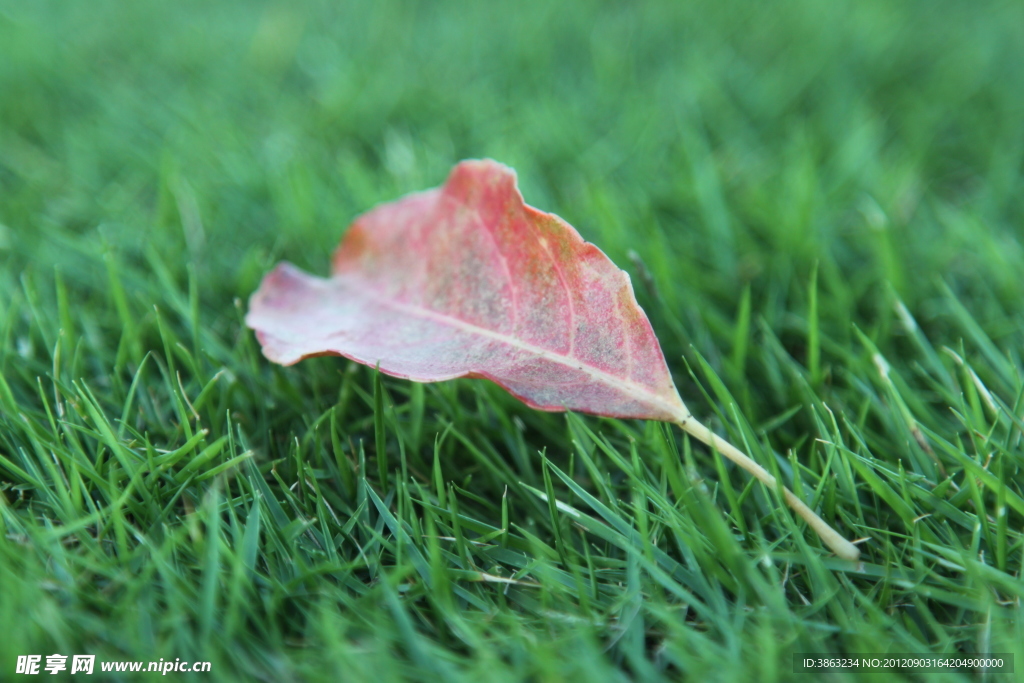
[2,0,1024,680]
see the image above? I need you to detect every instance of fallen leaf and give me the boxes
[246,159,859,561]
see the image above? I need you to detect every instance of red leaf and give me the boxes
[245,159,860,561]
[246,159,691,424]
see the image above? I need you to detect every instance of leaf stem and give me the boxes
[677,418,860,561]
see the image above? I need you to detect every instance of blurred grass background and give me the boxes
[2,0,1024,680]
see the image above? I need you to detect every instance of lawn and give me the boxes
[2,0,1024,680]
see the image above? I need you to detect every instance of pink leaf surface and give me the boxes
[245,159,861,560]
[246,159,691,424]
